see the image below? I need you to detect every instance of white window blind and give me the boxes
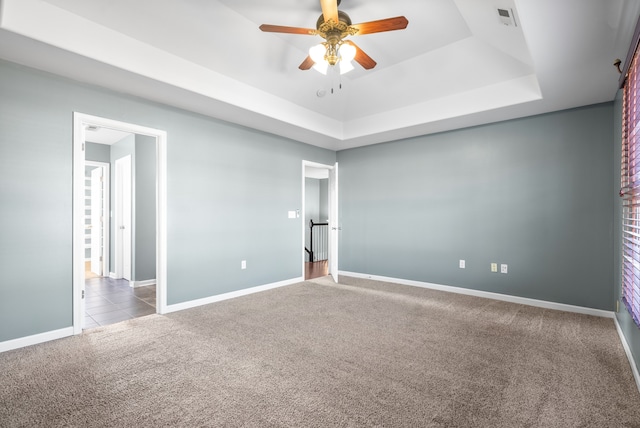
[622,44,640,327]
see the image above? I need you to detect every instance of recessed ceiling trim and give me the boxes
[0,0,345,140]
[1,0,638,151]
[344,74,541,141]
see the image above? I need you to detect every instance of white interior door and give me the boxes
[90,167,103,275]
[329,162,339,283]
[115,155,132,281]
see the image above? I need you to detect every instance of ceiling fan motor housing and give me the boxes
[316,10,356,65]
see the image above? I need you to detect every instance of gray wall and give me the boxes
[319,178,329,221]
[134,134,156,282]
[109,134,156,281]
[0,59,335,342]
[0,55,632,369]
[614,89,640,372]
[85,142,110,163]
[337,103,614,311]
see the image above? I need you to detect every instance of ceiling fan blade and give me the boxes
[299,56,315,70]
[351,16,409,35]
[345,41,377,70]
[259,24,316,35]
[320,0,339,23]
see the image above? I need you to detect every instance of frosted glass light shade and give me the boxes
[313,62,328,75]
[309,44,328,75]
[340,43,356,62]
[338,43,356,75]
[339,61,354,74]
[309,42,356,75]
[309,44,326,64]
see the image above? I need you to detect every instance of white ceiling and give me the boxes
[0,0,638,150]
[84,126,132,145]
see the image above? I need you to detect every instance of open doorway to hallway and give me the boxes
[303,161,338,282]
[73,113,168,334]
[82,127,157,328]
[304,172,329,280]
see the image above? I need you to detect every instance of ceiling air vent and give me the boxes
[497,8,517,27]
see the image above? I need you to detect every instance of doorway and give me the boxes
[302,161,339,282]
[84,161,109,279]
[73,113,168,334]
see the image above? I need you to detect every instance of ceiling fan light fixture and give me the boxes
[313,62,329,75]
[309,44,329,74]
[340,43,356,62]
[309,41,356,75]
[309,43,326,63]
[339,42,356,75]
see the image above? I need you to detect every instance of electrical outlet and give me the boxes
[491,263,498,273]
[501,264,508,274]
[459,260,466,269]
[241,260,246,270]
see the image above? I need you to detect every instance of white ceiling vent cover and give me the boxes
[497,8,517,27]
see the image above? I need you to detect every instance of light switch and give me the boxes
[491,263,498,273]
[288,211,296,219]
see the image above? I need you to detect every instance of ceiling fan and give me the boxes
[259,0,408,75]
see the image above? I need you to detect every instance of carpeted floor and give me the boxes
[1,276,639,427]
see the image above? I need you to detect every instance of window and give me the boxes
[622,39,640,327]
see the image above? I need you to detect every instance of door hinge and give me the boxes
[82,143,85,151]
[82,290,85,299]
[100,256,103,262]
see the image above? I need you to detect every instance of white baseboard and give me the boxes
[0,327,74,353]
[164,276,304,314]
[109,272,117,279]
[614,317,640,394]
[339,271,640,393]
[1,278,303,353]
[130,279,156,288]
[339,271,615,319]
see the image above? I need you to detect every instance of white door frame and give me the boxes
[302,160,339,282]
[73,112,168,334]
[86,161,110,277]
[328,163,339,283]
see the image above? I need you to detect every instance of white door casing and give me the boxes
[329,162,339,283]
[73,112,168,335]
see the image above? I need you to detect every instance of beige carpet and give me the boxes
[1,276,639,427]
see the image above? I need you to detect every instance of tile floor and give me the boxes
[84,276,156,329]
